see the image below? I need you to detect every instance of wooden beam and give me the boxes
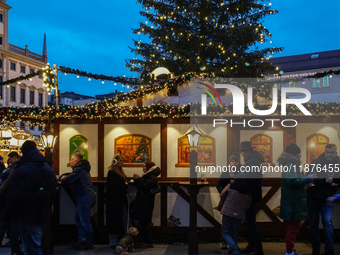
[98,122,105,181]
[227,126,240,161]
[53,123,60,175]
[171,185,221,228]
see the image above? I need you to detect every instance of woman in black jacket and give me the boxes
[106,154,130,248]
[131,161,161,248]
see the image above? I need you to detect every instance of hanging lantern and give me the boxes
[184,127,202,149]
[40,119,58,151]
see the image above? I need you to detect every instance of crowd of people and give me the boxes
[218,141,340,255]
[0,140,339,255]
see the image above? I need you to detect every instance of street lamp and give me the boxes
[40,118,58,255]
[40,119,58,152]
[184,126,203,185]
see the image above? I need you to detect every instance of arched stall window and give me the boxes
[176,134,215,167]
[250,133,274,165]
[307,133,329,164]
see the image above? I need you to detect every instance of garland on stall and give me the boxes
[58,66,140,85]
[0,64,57,93]
[0,100,340,125]
[0,70,43,86]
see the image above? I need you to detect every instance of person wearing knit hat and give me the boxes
[285,143,301,156]
[20,141,37,155]
[277,144,315,255]
[6,139,57,255]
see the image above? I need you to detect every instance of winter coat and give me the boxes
[61,160,96,205]
[216,170,236,211]
[307,153,340,202]
[6,148,57,223]
[243,150,264,203]
[106,168,129,235]
[131,166,161,222]
[220,172,251,221]
[278,152,311,221]
[0,163,6,174]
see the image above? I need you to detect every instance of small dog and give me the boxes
[116,227,139,255]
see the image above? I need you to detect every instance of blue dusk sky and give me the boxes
[7,0,340,96]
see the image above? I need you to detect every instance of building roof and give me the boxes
[270,49,340,72]
[61,91,94,100]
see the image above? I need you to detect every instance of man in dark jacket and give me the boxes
[0,155,6,174]
[6,141,57,255]
[0,151,21,255]
[238,141,264,255]
[308,144,339,255]
[61,153,96,250]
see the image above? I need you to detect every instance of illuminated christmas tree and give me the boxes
[126,0,283,84]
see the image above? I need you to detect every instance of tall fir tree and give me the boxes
[126,0,283,84]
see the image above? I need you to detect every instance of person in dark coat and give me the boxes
[216,152,240,250]
[0,151,21,254]
[106,154,130,248]
[278,144,315,255]
[6,141,57,255]
[131,161,161,248]
[307,144,340,255]
[61,153,96,250]
[238,141,264,255]
[0,155,6,174]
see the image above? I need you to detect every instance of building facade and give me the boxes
[0,0,47,136]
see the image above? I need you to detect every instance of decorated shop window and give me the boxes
[250,133,273,165]
[70,135,88,160]
[176,134,215,167]
[307,133,329,164]
[115,134,151,167]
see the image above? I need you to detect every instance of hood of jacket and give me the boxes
[16,148,46,167]
[143,166,161,178]
[277,152,300,166]
[244,150,264,163]
[72,160,91,172]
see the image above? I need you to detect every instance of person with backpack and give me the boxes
[6,141,57,255]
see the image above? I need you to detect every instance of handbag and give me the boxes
[150,183,161,194]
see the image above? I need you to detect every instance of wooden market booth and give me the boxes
[50,114,340,241]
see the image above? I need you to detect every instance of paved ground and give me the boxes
[0,242,340,255]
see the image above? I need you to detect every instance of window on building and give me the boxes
[30,69,34,74]
[288,81,296,88]
[20,121,25,129]
[323,76,330,88]
[313,78,320,88]
[20,88,26,103]
[10,62,16,71]
[0,59,2,69]
[10,86,16,101]
[20,65,26,73]
[0,37,3,45]
[38,73,42,79]
[30,91,35,105]
[0,14,3,22]
[38,93,43,107]
[38,125,43,131]
[30,126,35,131]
